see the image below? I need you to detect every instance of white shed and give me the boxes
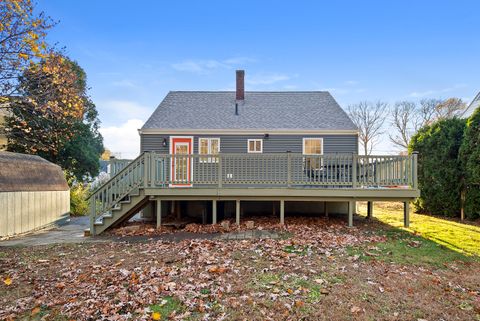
[0,151,70,237]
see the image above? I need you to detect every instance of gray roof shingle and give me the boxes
[142,91,357,131]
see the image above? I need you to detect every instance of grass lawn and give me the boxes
[357,202,480,257]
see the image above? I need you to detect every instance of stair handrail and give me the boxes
[89,152,148,232]
[88,152,147,200]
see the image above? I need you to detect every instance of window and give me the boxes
[303,138,323,170]
[199,138,220,162]
[247,139,263,153]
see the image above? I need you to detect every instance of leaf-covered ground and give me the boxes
[1,214,479,320]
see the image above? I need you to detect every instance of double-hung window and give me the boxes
[247,139,263,153]
[303,138,323,170]
[199,138,220,163]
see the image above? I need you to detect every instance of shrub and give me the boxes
[409,118,466,217]
[459,107,480,219]
[70,183,90,216]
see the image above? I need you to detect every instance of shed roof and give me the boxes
[0,152,69,192]
[141,91,357,131]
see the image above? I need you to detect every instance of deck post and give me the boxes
[324,202,328,218]
[90,197,96,236]
[143,152,149,188]
[367,201,373,219]
[280,200,285,225]
[404,201,410,228]
[218,155,222,188]
[236,200,240,225]
[412,151,418,189]
[212,200,217,225]
[287,151,292,188]
[352,154,357,188]
[156,199,162,229]
[348,200,354,227]
[176,201,181,220]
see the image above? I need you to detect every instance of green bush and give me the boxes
[70,183,90,216]
[459,108,480,219]
[409,118,466,217]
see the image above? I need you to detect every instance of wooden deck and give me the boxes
[89,152,419,234]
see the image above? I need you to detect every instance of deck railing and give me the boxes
[89,152,418,223]
[147,153,418,188]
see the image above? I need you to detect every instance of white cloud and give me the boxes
[345,80,359,85]
[246,73,290,85]
[409,84,467,98]
[111,79,138,88]
[99,119,143,159]
[171,57,256,74]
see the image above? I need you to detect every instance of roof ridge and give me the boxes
[169,91,330,93]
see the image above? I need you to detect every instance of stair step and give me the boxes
[94,221,103,226]
[120,200,131,204]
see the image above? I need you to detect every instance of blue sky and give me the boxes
[38,1,479,157]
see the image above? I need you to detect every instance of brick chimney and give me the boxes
[236,70,245,101]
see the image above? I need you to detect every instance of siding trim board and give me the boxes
[140,129,359,135]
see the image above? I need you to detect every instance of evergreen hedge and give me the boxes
[409,118,466,217]
[460,108,480,219]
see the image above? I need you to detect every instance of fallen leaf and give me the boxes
[295,300,305,308]
[351,305,362,314]
[151,311,161,320]
[31,306,41,316]
[3,277,12,286]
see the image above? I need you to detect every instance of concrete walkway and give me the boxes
[0,216,281,247]
[0,216,96,247]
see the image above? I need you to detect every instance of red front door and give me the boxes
[170,137,193,187]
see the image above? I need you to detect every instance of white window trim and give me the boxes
[247,139,263,153]
[198,137,220,163]
[302,137,324,170]
[302,137,323,155]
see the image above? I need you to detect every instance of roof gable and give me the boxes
[142,91,357,131]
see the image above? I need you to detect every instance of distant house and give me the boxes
[0,151,70,237]
[463,91,480,117]
[88,70,419,235]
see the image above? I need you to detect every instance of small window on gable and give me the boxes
[247,139,263,153]
[199,138,220,162]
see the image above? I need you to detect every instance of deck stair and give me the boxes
[88,153,153,235]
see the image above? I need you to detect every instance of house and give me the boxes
[0,151,70,237]
[88,70,419,235]
[463,91,480,117]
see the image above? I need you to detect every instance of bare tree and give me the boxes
[435,98,466,120]
[389,98,467,151]
[389,101,417,149]
[418,98,442,127]
[348,101,388,155]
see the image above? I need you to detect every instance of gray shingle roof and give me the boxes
[142,91,357,131]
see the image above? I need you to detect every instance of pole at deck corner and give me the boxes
[412,151,418,190]
[89,197,96,236]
